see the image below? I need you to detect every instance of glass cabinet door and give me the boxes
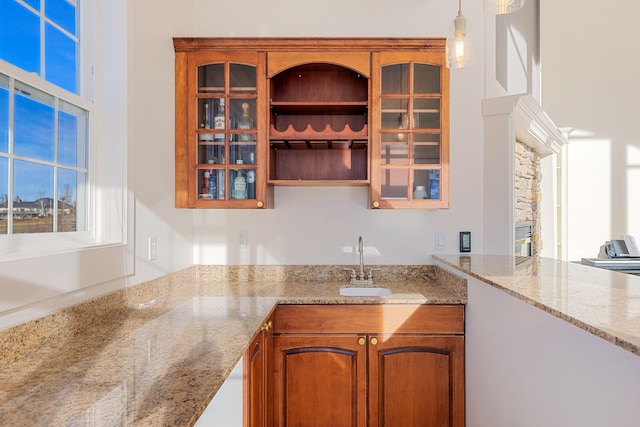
[372,52,449,209]
[195,59,260,205]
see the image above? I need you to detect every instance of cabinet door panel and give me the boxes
[174,47,271,209]
[244,316,274,427]
[244,333,264,427]
[370,51,449,209]
[368,335,464,427]
[273,335,367,427]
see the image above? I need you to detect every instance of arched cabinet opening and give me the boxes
[268,63,370,184]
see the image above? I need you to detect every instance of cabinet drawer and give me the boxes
[273,304,464,335]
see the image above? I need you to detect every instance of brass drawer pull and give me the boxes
[261,320,273,331]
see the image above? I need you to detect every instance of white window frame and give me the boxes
[0,0,103,259]
[0,62,94,251]
[0,0,131,328]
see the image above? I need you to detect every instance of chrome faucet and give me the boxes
[345,236,380,286]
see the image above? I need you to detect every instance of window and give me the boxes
[0,0,129,325]
[0,0,78,93]
[0,0,88,236]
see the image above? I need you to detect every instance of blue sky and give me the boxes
[0,0,79,203]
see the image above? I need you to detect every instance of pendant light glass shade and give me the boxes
[494,0,525,14]
[446,2,472,69]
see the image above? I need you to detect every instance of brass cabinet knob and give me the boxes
[370,337,378,345]
[260,320,273,331]
[358,337,366,346]
[372,201,380,208]
[256,201,264,208]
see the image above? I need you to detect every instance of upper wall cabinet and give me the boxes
[174,47,270,209]
[173,38,448,209]
[370,51,449,209]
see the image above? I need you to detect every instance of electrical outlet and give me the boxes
[435,232,447,250]
[238,230,248,249]
[148,236,157,261]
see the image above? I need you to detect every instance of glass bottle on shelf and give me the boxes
[428,170,440,199]
[413,185,427,200]
[232,170,248,199]
[247,169,256,199]
[237,102,254,142]
[214,98,225,142]
[208,170,217,199]
[217,170,225,200]
[201,171,211,199]
[199,101,213,142]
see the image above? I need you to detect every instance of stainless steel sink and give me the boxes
[339,287,392,297]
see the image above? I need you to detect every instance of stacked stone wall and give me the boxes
[515,141,541,255]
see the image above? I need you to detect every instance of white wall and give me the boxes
[494,0,540,99]
[128,0,193,283]
[541,1,640,261]
[461,270,640,426]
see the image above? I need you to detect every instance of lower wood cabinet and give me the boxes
[273,335,366,426]
[244,315,274,427]
[368,335,464,426]
[268,304,465,427]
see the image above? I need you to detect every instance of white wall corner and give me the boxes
[482,97,516,255]
[484,9,508,99]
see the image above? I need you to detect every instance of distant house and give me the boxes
[0,198,75,220]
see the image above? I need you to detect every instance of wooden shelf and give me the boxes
[268,179,369,186]
[270,140,367,150]
[271,101,367,115]
[270,123,367,140]
[381,108,440,114]
[198,86,257,93]
[269,146,368,182]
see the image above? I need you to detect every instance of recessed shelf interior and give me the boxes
[269,63,369,183]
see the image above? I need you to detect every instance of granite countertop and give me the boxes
[434,254,640,357]
[0,264,466,426]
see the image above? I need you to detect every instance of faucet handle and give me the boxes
[367,269,381,280]
[343,268,357,279]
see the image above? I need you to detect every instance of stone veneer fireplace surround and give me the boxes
[482,94,568,257]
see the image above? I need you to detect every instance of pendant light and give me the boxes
[494,0,525,14]
[446,0,472,69]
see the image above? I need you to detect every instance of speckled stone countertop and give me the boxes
[0,264,465,426]
[434,254,640,357]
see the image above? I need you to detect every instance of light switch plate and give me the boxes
[237,230,248,249]
[148,236,157,261]
[435,232,446,250]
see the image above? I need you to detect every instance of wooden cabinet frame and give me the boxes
[174,38,449,209]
